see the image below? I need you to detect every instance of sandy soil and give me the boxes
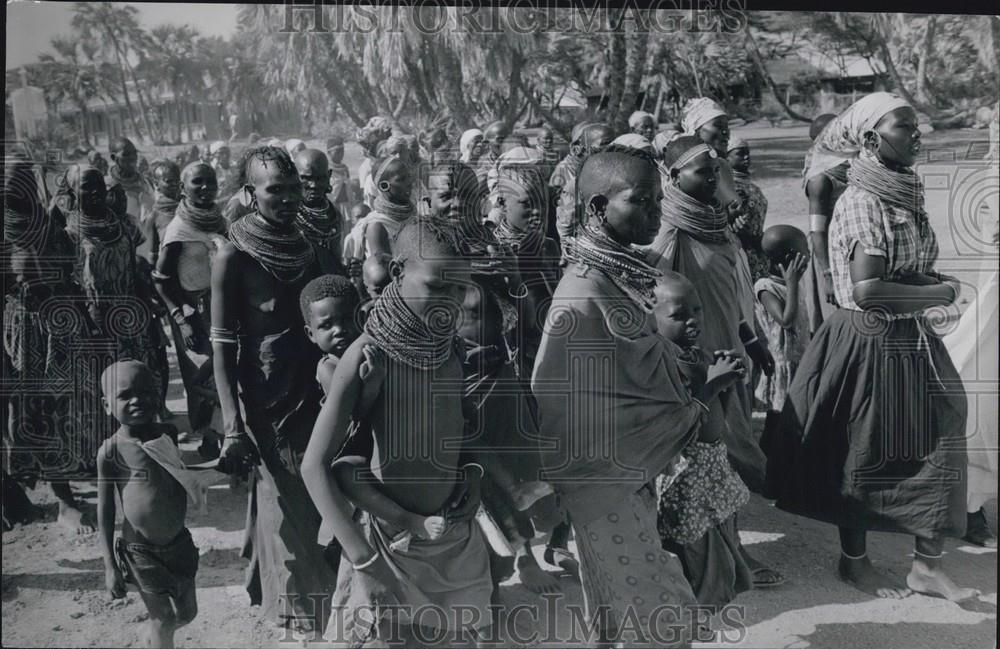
[4,126,997,648]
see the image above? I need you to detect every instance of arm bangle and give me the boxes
[210,326,238,344]
[742,336,759,346]
[692,398,710,414]
[462,462,486,478]
[809,214,829,232]
[352,553,380,571]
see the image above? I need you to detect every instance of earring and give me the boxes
[378,181,390,192]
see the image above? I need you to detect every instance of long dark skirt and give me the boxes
[238,330,337,628]
[763,309,968,539]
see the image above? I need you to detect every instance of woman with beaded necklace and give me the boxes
[342,155,416,289]
[65,164,162,410]
[153,161,227,460]
[765,93,976,602]
[533,149,699,646]
[293,148,348,275]
[211,146,337,631]
[645,135,784,590]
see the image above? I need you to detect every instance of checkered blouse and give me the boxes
[828,184,939,311]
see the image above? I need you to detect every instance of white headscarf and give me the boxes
[459,129,483,163]
[628,111,655,129]
[682,97,727,135]
[611,133,653,154]
[803,92,911,181]
[284,138,305,155]
[209,140,228,155]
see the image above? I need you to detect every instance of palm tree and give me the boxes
[143,24,203,143]
[37,36,111,146]
[71,2,152,140]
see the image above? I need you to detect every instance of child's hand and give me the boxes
[106,567,126,599]
[409,515,446,540]
[707,350,746,388]
[780,253,809,285]
[346,257,363,280]
[359,345,386,383]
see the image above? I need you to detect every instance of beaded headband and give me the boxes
[668,143,717,173]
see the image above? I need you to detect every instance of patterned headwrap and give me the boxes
[611,133,654,154]
[682,97,727,135]
[459,129,483,163]
[803,92,911,182]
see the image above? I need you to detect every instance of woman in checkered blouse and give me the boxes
[763,93,978,603]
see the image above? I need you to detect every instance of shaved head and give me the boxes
[179,161,211,183]
[294,148,330,176]
[654,270,696,302]
[109,137,136,156]
[484,121,507,138]
[582,124,614,149]
[100,360,153,400]
[393,216,463,265]
[244,145,297,186]
[577,149,657,201]
[809,113,837,141]
[154,160,181,180]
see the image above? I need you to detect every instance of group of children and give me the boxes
[3,95,995,648]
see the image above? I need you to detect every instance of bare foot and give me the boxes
[57,501,94,535]
[511,481,554,512]
[516,556,561,594]
[837,555,910,599]
[907,561,981,601]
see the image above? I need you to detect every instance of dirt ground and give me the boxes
[3,125,997,648]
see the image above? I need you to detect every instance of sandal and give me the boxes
[752,566,786,588]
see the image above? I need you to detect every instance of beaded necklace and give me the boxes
[297,201,341,246]
[848,155,926,219]
[363,277,455,370]
[227,211,314,283]
[176,198,226,234]
[660,181,731,245]
[371,193,415,222]
[69,207,124,244]
[494,216,547,258]
[107,165,147,196]
[564,223,661,313]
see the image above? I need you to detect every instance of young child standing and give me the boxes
[97,360,221,648]
[652,272,753,612]
[754,226,810,452]
[302,218,494,647]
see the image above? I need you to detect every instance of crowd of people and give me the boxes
[2,92,997,648]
